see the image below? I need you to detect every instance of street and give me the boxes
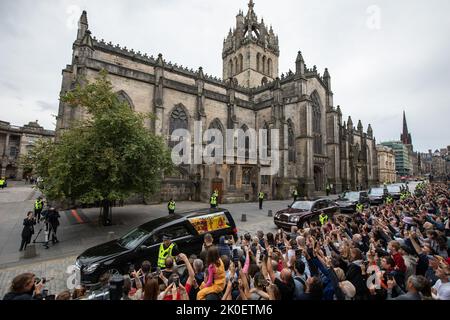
[0,182,294,296]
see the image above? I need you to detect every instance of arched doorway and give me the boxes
[211,178,224,204]
[314,165,324,192]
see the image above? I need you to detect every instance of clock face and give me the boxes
[155,98,163,106]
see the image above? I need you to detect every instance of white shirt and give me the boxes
[432,279,450,300]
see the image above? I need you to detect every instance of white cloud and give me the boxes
[0,0,449,151]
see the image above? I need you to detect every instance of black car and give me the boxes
[75,208,237,286]
[274,198,339,230]
[368,187,389,205]
[336,191,370,213]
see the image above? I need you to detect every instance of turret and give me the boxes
[222,0,279,87]
[295,51,305,76]
[336,105,342,124]
[347,116,353,131]
[367,124,373,138]
[357,120,363,133]
[77,11,89,42]
[323,68,331,90]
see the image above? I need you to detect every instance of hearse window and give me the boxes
[313,201,323,211]
[145,224,191,246]
[118,228,150,250]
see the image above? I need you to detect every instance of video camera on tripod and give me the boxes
[32,206,59,249]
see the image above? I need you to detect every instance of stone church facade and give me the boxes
[56,1,379,203]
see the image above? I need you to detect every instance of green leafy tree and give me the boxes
[33,71,173,225]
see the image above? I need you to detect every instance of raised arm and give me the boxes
[178,253,195,285]
[266,247,276,283]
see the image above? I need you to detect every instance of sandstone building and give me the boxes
[56,1,379,203]
[0,120,55,179]
[376,145,397,184]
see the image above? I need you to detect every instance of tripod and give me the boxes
[32,224,50,249]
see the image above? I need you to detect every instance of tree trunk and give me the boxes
[101,199,112,226]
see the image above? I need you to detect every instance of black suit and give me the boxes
[46,210,60,243]
[20,218,35,251]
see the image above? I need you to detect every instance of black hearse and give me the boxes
[75,208,238,286]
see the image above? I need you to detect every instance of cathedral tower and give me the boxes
[222,0,279,88]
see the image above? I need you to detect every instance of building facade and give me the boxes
[381,141,412,177]
[56,1,378,203]
[0,120,55,179]
[376,145,396,183]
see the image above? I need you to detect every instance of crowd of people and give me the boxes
[3,182,449,301]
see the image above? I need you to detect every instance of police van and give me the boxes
[75,208,238,286]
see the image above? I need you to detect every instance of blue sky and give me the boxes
[0,0,449,152]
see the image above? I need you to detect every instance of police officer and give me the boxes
[0,177,5,189]
[258,191,264,210]
[292,188,299,202]
[385,195,394,205]
[157,235,179,269]
[167,198,176,215]
[46,207,60,244]
[319,211,329,226]
[326,184,331,196]
[34,197,44,222]
[356,203,364,213]
[210,193,218,209]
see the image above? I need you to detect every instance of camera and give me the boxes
[35,277,48,284]
[151,268,161,277]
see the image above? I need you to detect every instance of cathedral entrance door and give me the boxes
[314,165,323,192]
[211,179,223,204]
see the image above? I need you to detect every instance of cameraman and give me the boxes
[46,207,60,244]
[3,273,44,300]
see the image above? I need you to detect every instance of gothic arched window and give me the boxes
[241,124,250,161]
[116,90,134,110]
[229,59,233,76]
[208,119,225,158]
[267,58,273,77]
[169,104,188,149]
[311,91,322,154]
[234,57,238,75]
[262,56,266,74]
[256,53,261,72]
[263,121,271,156]
[288,120,295,162]
[238,54,244,73]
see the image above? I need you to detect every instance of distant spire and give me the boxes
[400,110,412,145]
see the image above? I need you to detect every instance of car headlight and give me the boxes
[84,263,100,274]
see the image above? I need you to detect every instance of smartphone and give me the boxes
[129,264,135,274]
